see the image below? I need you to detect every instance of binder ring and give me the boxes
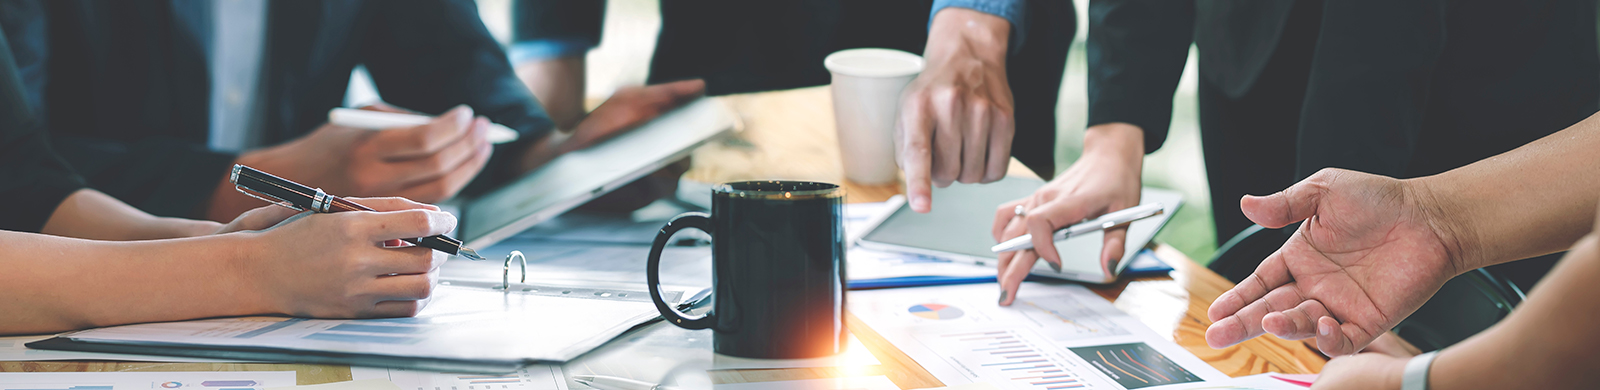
[503,250,527,290]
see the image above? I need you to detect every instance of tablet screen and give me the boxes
[860,177,1183,277]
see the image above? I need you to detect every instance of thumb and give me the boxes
[1241,180,1324,229]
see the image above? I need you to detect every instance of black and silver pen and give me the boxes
[228,164,487,261]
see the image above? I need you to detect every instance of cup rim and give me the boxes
[824,48,924,78]
[714,180,845,200]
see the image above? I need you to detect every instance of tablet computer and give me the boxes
[857,177,1183,283]
[458,98,738,249]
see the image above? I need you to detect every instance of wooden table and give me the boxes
[1,87,1326,387]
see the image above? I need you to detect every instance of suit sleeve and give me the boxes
[360,0,556,188]
[0,21,85,233]
[1293,0,1445,177]
[508,0,604,63]
[930,0,1027,54]
[1085,0,1195,153]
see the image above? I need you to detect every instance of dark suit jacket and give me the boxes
[0,17,86,233]
[1086,0,1599,178]
[27,0,553,219]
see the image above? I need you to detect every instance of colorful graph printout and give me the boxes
[1069,343,1202,389]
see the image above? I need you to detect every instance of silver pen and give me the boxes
[572,375,681,390]
[991,203,1165,253]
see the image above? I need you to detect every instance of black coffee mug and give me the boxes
[647,181,847,359]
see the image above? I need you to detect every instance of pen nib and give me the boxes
[456,247,487,261]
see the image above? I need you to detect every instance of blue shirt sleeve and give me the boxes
[929,0,1028,54]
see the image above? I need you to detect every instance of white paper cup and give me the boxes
[824,48,924,185]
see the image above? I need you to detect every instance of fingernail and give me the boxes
[1319,321,1332,336]
[1048,261,1062,273]
[998,289,1009,305]
[912,197,930,212]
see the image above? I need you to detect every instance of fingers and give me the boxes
[992,199,1026,242]
[365,105,476,160]
[358,102,419,115]
[650,78,708,104]
[896,100,935,213]
[367,299,425,318]
[367,272,438,302]
[1241,172,1334,229]
[1315,316,1372,357]
[1021,197,1095,267]
[983,112,1013,183]
[392,129,493,202]
[222,205,304,233]
[997,249,1038,306]
[344,197,441,212]
[381,117,489,186]
[930,90,964,188]
[355,209,457,242]
[1208,248,1295,322]
[1099,226,1129,277]
[957,101,989,184]
[1262,296,1333,340]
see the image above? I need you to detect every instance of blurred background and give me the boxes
[414,0,1219,264]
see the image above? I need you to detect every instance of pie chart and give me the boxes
[908,303,964,320]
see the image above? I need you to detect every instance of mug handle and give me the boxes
[648,212,716,330]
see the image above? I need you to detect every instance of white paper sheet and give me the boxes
[1160,374,1307,390]
[58,280,704,365]
[850,282,1229,390]
[712,376,900,390]
[0,335,243,362]
[350,366,567,390]
[710,333,881,370]
[0,371,295,390]
[265,379,400,390]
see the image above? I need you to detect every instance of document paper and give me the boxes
[850,282,1229,390]
[53,280,700,366]
[0,371,295,390]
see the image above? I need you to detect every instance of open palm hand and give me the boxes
[1205,169,1464,356]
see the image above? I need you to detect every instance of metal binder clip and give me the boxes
[502,250,527,290]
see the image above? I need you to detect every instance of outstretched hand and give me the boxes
[1205,169,1465,356]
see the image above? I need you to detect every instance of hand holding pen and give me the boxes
[230,164,487,260]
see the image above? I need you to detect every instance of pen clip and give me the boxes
[234,185,305,212]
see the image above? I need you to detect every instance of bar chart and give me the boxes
[914,329,1097,390]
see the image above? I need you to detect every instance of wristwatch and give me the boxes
[1402,350,1440,390]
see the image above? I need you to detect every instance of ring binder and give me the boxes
[503,250,526,290]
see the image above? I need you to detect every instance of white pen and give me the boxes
[571,375,681,390]
[328,107,521,144]
[991,203,1165,253]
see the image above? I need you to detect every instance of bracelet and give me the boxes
[1402,350,1440,390]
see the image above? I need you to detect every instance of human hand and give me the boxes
[897,8,1013,213]
[213,105,493,221]
[238,197,454,318]
[990,124,1143,305]
[518,79,706,173]
[214,205,301,235]
[1310,352,1407,390]
[1205,169,1467,356]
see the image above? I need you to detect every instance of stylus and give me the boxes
[328,107,520,144]
[990,203,1166,253]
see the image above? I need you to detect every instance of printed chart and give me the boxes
[851,282,1230,390]
[912,328,1097,390]
[1070,343,1202,389]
